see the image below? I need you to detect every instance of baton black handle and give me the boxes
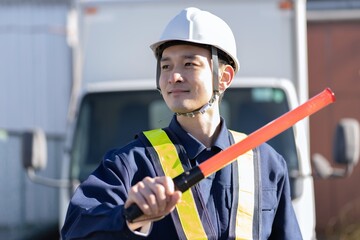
[124,167,204,222]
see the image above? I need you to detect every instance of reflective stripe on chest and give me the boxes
[143,129,207,240]
[229,130,255,240]
[143,129,255,239]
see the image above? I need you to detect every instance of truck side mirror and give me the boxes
[21,128,72,188]
[312,118,360,178]
[333,118,360,166]
[22,128,47,170]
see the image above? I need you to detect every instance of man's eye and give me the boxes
[161,65,169,70]
[185,62,195,66]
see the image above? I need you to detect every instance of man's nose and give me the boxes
[169,72,183,83]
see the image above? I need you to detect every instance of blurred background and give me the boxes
[0,0,359,239]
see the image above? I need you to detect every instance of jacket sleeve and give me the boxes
[259,143,303,240]
[61,145,156,240]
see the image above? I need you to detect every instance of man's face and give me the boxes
[159,44,213,114]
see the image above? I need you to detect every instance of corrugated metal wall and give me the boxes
[0,2,71,238]
[0,4,70,132]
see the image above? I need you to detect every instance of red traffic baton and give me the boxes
[125,88,336,222]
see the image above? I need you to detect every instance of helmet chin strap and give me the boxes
[175,46,220,118]
[175,92,219,117]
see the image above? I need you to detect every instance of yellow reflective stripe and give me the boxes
[143,129,208,240]
[230,131,255,240]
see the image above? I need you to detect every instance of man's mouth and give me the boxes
[168,89,189,94]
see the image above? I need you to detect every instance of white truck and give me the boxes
[22,0,359,239]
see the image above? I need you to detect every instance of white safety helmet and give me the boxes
[150,7,239,73]
[151,7,239,117]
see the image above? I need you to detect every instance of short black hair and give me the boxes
[155,40,235,70]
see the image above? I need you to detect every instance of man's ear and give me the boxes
[219,65,235,92]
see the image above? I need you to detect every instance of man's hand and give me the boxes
[125,176,182,223]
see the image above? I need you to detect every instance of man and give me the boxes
[61,7,302,239]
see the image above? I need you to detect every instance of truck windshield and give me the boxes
[71,87,299,195]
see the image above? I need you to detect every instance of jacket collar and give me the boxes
[168,115,231,160]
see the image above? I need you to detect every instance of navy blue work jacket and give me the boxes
[61,116,302,240]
